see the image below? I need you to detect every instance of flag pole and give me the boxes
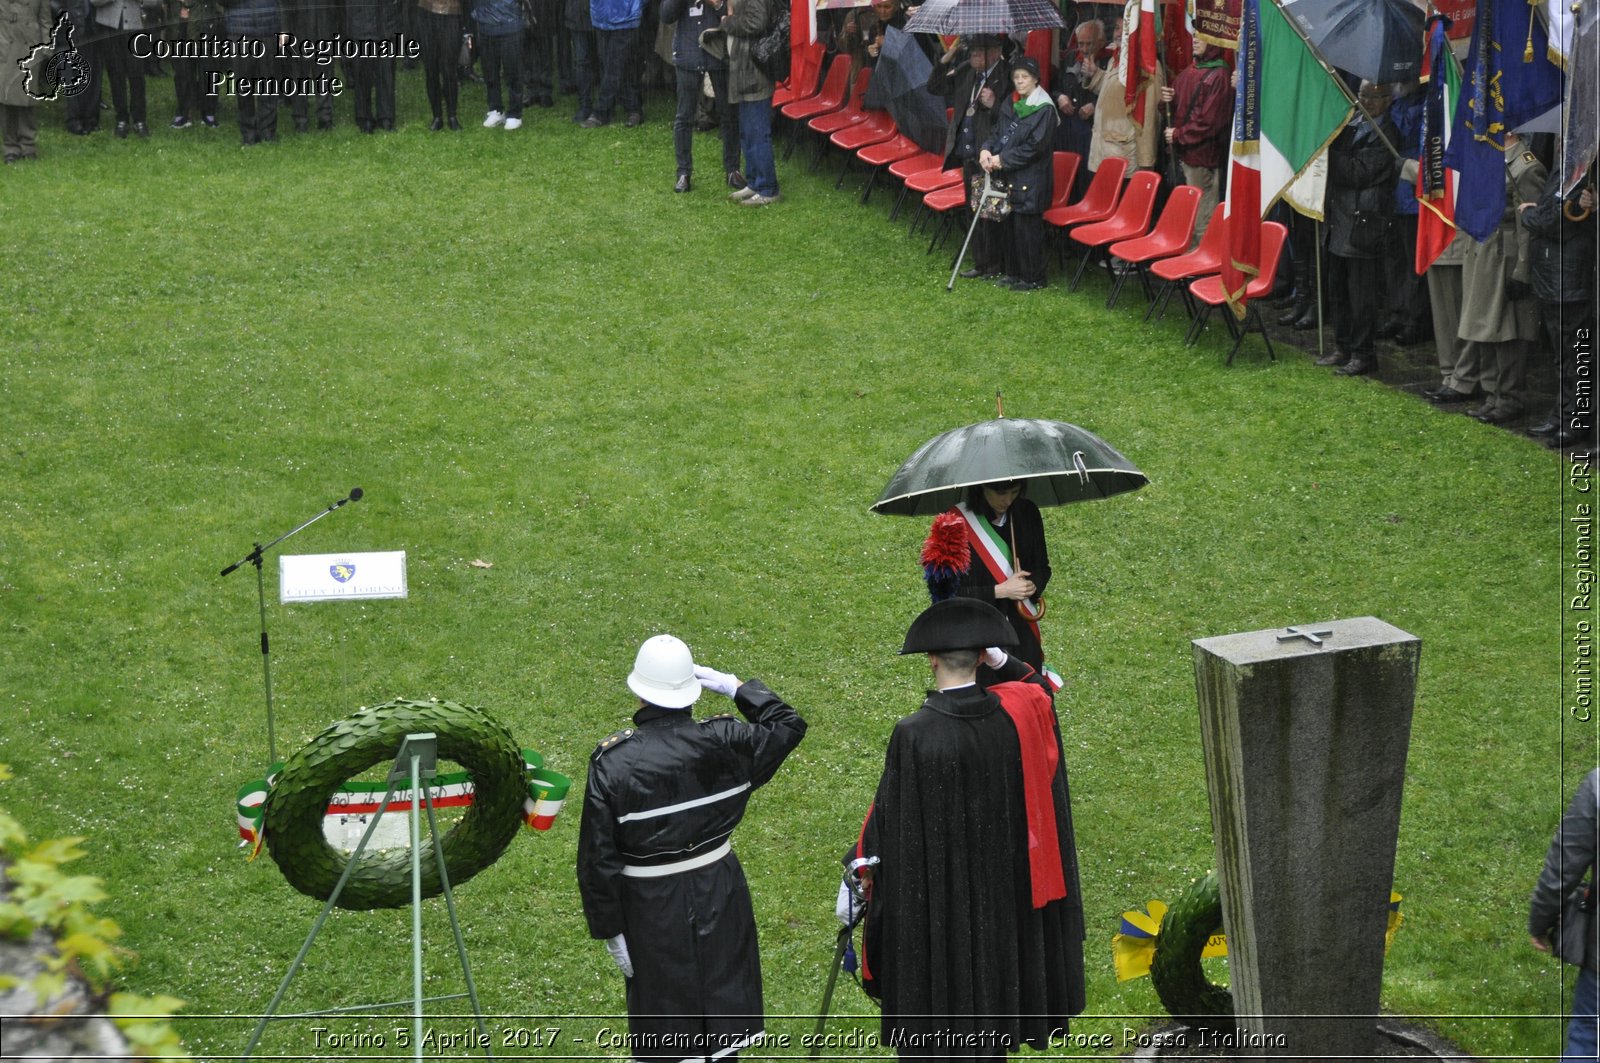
[1269,0,1405,162]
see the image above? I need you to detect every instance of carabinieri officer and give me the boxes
[577,634,806,1063]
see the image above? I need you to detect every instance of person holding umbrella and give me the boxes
[978,56,1058,291]
[930,33,1010,280]
[922,480,1051,669]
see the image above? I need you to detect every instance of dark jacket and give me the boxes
[223,0,279,39]
[472,0,521,34]
[564,0,591,31]
[929,50,1008,168]
[1521,168,1598,306]
[721,0,771,103]
[1324,113,1399,260]
[983,95,1058,215]
[660,0,723,70]
[589,0,639,30]
[344,0,397,37]
[1529,768,1600,973]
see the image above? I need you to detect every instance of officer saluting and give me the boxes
[577,635,807,1063]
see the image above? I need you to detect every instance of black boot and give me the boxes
[1277,253,1312,325]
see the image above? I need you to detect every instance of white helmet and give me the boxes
[627,634,702,709]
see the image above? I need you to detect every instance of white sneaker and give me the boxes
[742,192,781,207]
[729,185,759,202]
[484,110,505,128]
[504,116,522,130]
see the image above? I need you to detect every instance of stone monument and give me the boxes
[1192,617,1421,1058]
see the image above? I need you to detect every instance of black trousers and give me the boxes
[419,9,462,119]
[1002,211,1046,286]
[233,39,278,141]
[347,56,396,128]
[1540,299,1597,429]
[673,66,739,177]
[94,28,146,124]
[480,31,523,117]
[592,26,640,120]
[962,162,1003,274]
[1331,252,1383,360]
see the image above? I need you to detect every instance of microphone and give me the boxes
[348,487,364,502]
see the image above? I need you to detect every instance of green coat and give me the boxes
[0,0,51,107]
[722,0,771,103]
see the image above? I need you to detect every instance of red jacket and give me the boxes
[1167,47,1231,169]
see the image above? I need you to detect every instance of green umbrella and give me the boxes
[870,417,1149,516]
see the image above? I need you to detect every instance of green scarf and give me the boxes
[1012,86,1051,119]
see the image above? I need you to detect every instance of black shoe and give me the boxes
[727,170,747,190]
[1335,357,1374,377]
[674,173,691,193]
[114,120,128,138]
[1276,304,1304,326]
[1476,406,1521,426]
[241,132,258,146]
[202,114,218,128]
[1314,349,1349,367]
[294,117,309,133]
[573,110,591,124]
[538,95,554,107]
[170,115,192,129]
[1008,279,1046,291]
[1467,402,1495,421]
[1551,427,1593,448]
[625,112,643,127]
[318,117,334,130]
[1376,320,1402,340]
[430,116,444,131]
[379,120,394,131]
[133,121,149,137]
[359,120,374,134]
[1292,307,1318,329]
[448,115,461,130]
[260,131,276,142]
[1393,328,1428,346]
[959,268,986,279]
[1528,419,1560,437]
[580,115,607,128]
[1428,386,1479,405]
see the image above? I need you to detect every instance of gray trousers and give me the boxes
[1427,262,1479,393]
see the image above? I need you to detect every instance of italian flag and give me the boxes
[1221,0,1351,318]
[1122,0,1161,126]
[1415,15,1460,274]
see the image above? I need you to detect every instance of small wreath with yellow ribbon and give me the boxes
[1149,870,1234,1030]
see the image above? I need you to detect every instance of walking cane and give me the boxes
[809,925,854,1057]
[948,172,1007,291]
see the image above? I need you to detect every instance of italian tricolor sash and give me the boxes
[957,502,1045,632]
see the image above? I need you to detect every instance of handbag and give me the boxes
[1349,208,1391,256]
[969,172,1012,222]
[1553,880,1594,965]
[752,12,790,82]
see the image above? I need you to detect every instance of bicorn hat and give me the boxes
[900,597,1018,655]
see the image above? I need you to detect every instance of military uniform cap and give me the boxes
[900,597,1018,654]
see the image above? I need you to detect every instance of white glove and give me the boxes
[693,665,741,699]
[835,880,858,927]
[604,934,634,978]
[983,647,1009,670]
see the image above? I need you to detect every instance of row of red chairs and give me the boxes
[771,56,1288,364]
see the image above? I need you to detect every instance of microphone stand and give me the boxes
[221,489,363,766]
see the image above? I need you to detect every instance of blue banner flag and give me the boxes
[1441,0,1562,241]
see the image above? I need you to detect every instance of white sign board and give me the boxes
[280,551,409,602]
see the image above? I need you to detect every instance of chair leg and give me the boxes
[1069,245,1095,292]
[1106,261,1133,309]
[1184,302,1212,346]
[1255,306,1277,362]
[1146,279,1172,322]
[889,183,910,222]
[928,211,954,254]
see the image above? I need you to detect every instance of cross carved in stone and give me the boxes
[1276,626,1335,647]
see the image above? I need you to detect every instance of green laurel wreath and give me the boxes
[1149,870,1235,1030]
[262,698,525,910]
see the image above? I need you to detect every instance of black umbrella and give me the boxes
[1282,0,1425,84]
[863,27,951,154]
[904,0,1064,37]
[871,417,1148,516]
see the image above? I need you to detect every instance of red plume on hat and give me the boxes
[920,509,970,602]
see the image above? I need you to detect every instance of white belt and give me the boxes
[621,840,732,878]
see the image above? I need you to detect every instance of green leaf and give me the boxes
[25,837,88,867]
[0,810,26,852]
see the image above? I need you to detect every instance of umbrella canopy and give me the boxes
[1282,0,1424,84]
[871,418,1148,516]
[1560,0,1598,197]
[864,27,951,153]
[904,0,1063,37]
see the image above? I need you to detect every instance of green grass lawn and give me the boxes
[0,65,1592,1060]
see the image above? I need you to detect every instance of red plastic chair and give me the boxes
[1047,151,1082,212]
[856,132,926,204]
[810,69,872,136]
[1185,220,1290,363]
[905,166,965,235]
[1146,203,1228,322]
[830,109,897,187]
[923,182,972,253]
[1065,170,1161,290]
[887,149,948,219]
[1105,184,1201,309]
[1043,156,1127,232]
[781,55,852,122]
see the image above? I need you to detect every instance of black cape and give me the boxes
[850,666,1085,1057]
